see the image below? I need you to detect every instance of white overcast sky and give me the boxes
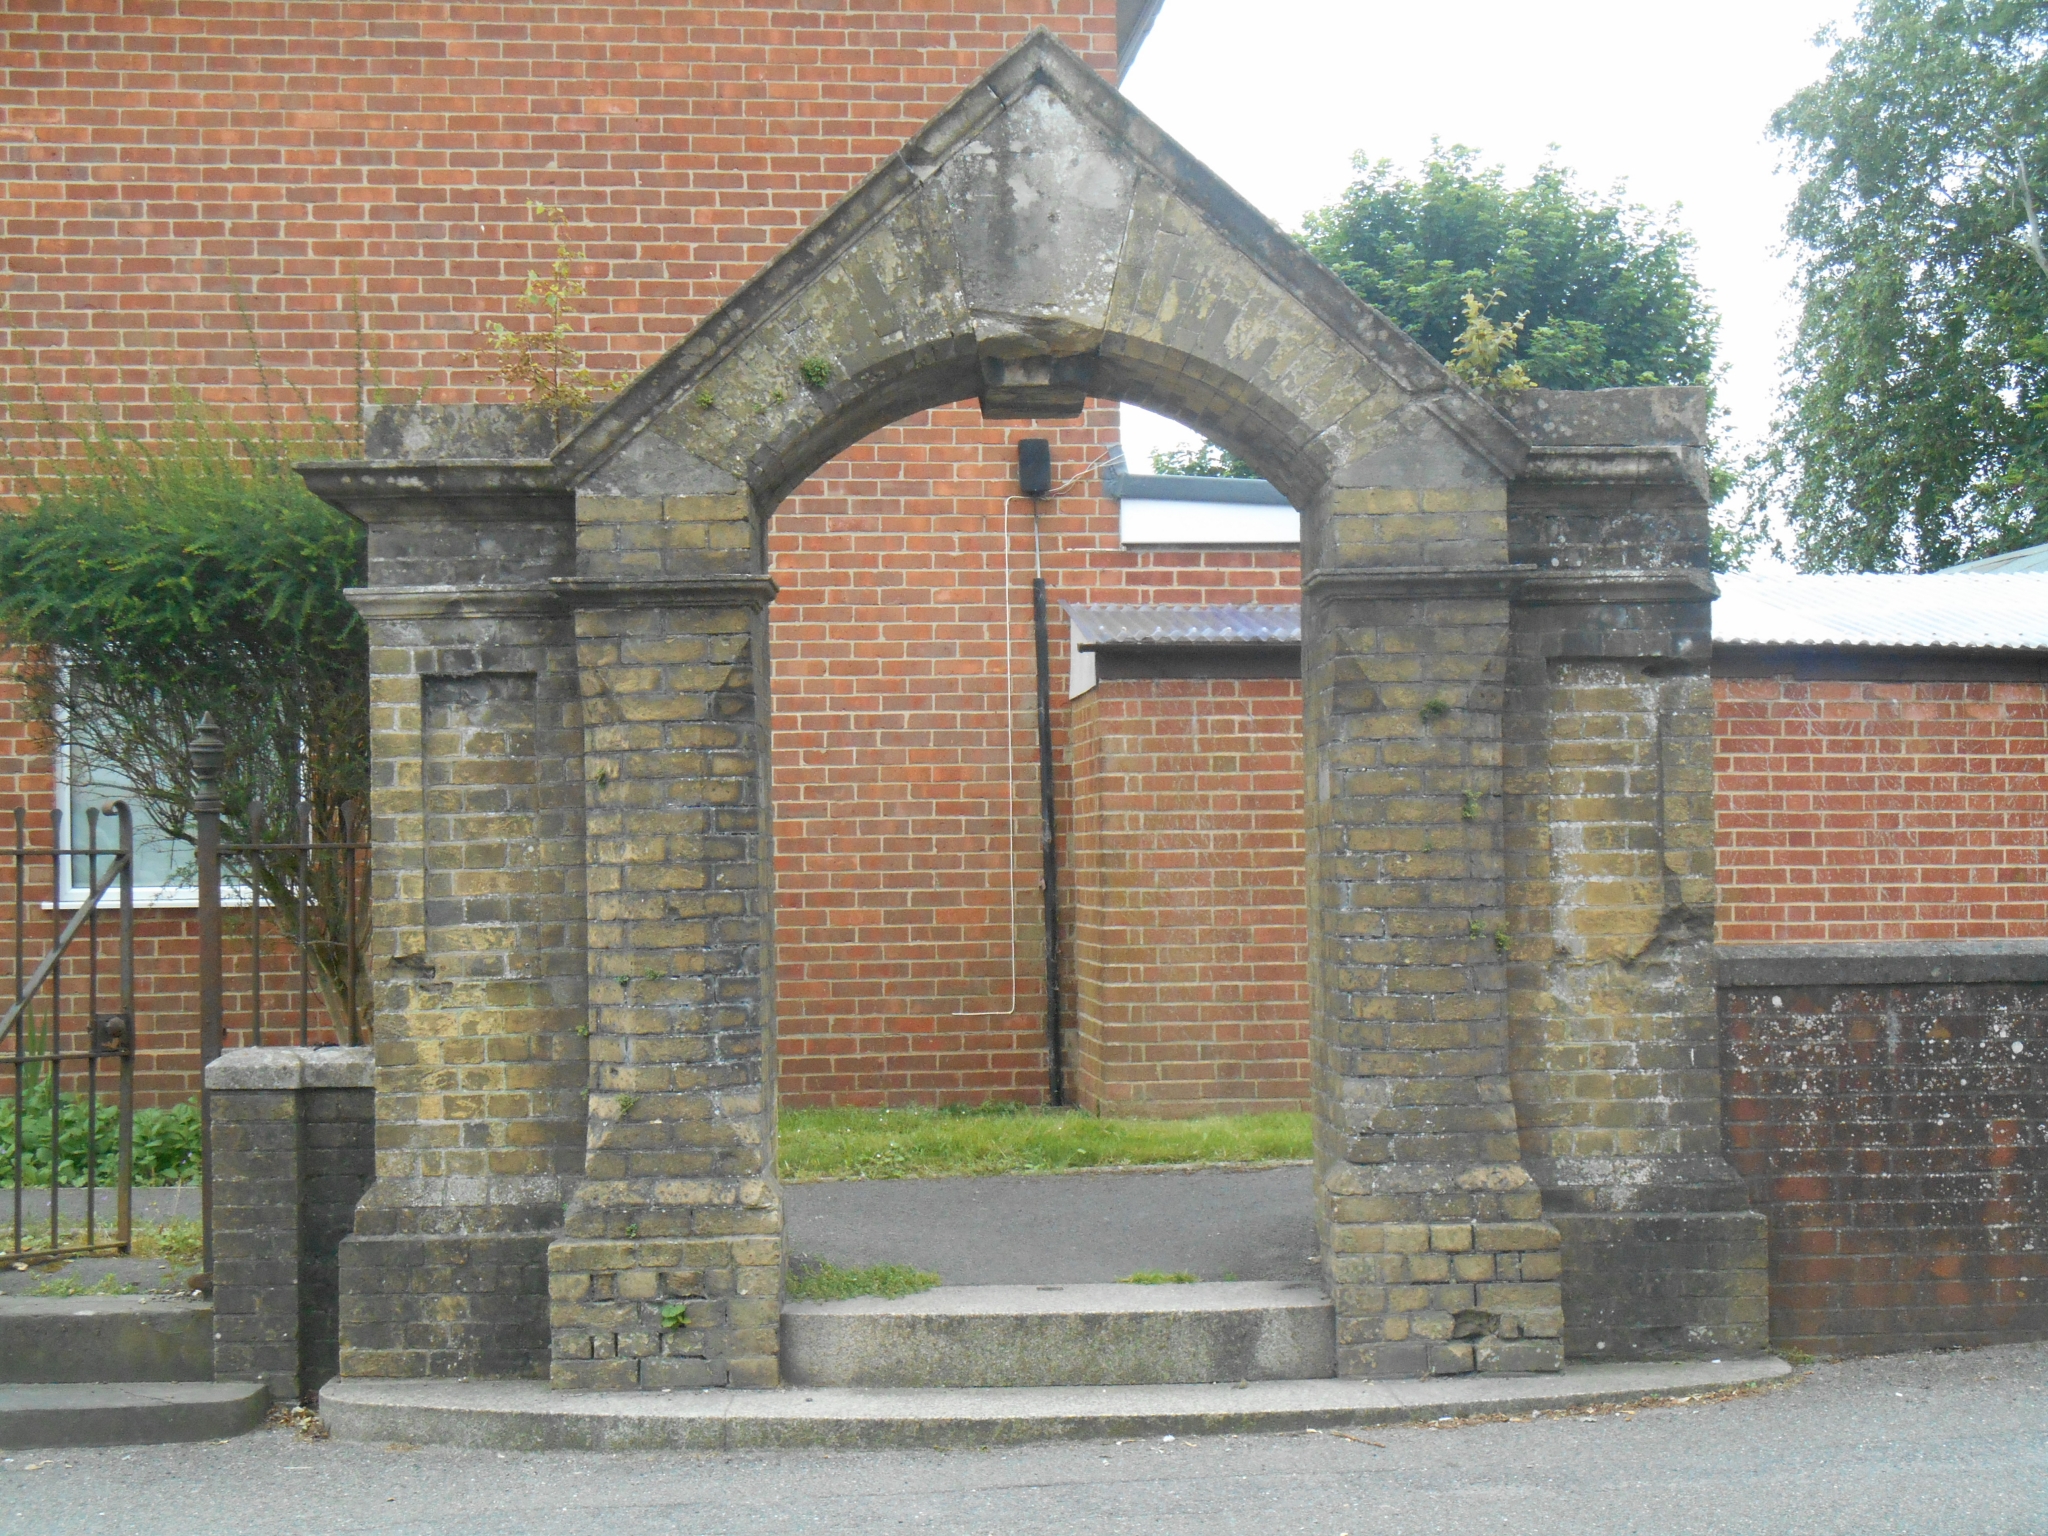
[1117,0,1860,504]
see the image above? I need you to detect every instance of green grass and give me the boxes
[786,1259,942,1301]
[777,1105,1311,1182]
[1120,1271,1199,1285]
[7,1219,203,1267]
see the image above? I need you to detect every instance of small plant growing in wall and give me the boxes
[798,356,833,389]
[1447,290,1535,400]
[660,1302,688,1330]
[1419,697,1451,725]
[1462,790,1482,820]
[471,199,615,414]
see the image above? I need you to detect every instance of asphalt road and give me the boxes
[6,1343,2044,1536]
[784,1164,1320,1284]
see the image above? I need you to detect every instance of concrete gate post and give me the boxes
[543,489,784,1390]
[1302,481,1565,1379]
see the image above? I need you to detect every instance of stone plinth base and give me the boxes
[339,1230,553,1380]
[1322,1166,1565,1378]
[1553,1210,1770,1360]
[547,1236,782,1390]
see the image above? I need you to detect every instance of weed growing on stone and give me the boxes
[1120,1271,1199,1285]
[786,1258,940,1301]
[29,1271,137,1297]
[129,1220,203,1267]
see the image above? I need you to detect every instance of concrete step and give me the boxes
[781,1281,1335,1388]
[0,1382,266,1448]
[318,1356,1794,1453]
[0,1296,213,1384]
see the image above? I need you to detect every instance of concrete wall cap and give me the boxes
[204,1045,375,1091]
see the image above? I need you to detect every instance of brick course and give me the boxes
[1715,676,2048,942]
[1068,675,1309,1116]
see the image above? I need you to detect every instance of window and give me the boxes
[56,734,197,908]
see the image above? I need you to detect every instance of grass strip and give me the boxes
[1120,1271,1199,1285]
[786,1259,941,1301]
[778,1105,1311,1182]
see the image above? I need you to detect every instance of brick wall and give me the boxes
[1066,675,1309,1116]
[771,413,1303,1108]
[1715,676,2048,942]
[1723,977,2048,1355]
[0,2,1121,427]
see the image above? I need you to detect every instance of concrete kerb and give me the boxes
[318,1356,1793,1452]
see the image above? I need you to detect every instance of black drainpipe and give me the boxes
[1018,438,1065,1106]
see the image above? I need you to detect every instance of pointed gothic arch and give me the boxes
[311,30,1762,1390]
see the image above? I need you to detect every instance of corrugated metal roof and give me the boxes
[1064,603,1302,648]
[1065,575,2048,656]
[1946,541,2048,573]
[1714,572,2048,650]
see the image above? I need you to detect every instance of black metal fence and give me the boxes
[3,803,135,1265]
[189,719,370,1272]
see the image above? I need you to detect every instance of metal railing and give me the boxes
[3,803,135,1265]
[189,718,369,1272]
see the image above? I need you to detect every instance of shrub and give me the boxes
[0,1075,202,1187]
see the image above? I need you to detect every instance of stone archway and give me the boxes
[310,30,1761,1390]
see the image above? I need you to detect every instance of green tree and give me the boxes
[1764,0,2048,571]
[1300,145,1718,394]
[1161,147,1740,562]
[0,399,371,1039]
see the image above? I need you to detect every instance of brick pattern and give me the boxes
[0,2,1121,432]
[210,1071,376,1403]
[772,408,1302,1107]
[1306,570,1564,1379]
[1509,660,1725,1180]
[1068,676,1309,1116]
[1716,678,2048,942]
[340,606,585,1381]
[1723,982,2048,1354]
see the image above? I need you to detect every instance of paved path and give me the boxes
[6,1344,2043,1535]
[785,1165,1319,1284]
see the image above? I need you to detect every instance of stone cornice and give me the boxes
[345,585,568,619]
[1516,568,1718,605]
[1303,566,1716,607]
[1517,444,1707,492]
[549,575,781,611]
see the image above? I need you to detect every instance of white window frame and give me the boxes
[51,711,203,909]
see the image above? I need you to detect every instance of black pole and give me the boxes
[1032,569,1064,1107]
[191,715,225,1282]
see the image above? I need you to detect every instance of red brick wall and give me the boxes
[1715,677,2048,942]
[0,1,1121,426]
[1065,675,1309,1117]
[771,418,1303,1107]
[1723,980,2048,1355]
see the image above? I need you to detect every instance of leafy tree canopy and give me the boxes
[1300,144,1719,393]
[1764,0,2048,571]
